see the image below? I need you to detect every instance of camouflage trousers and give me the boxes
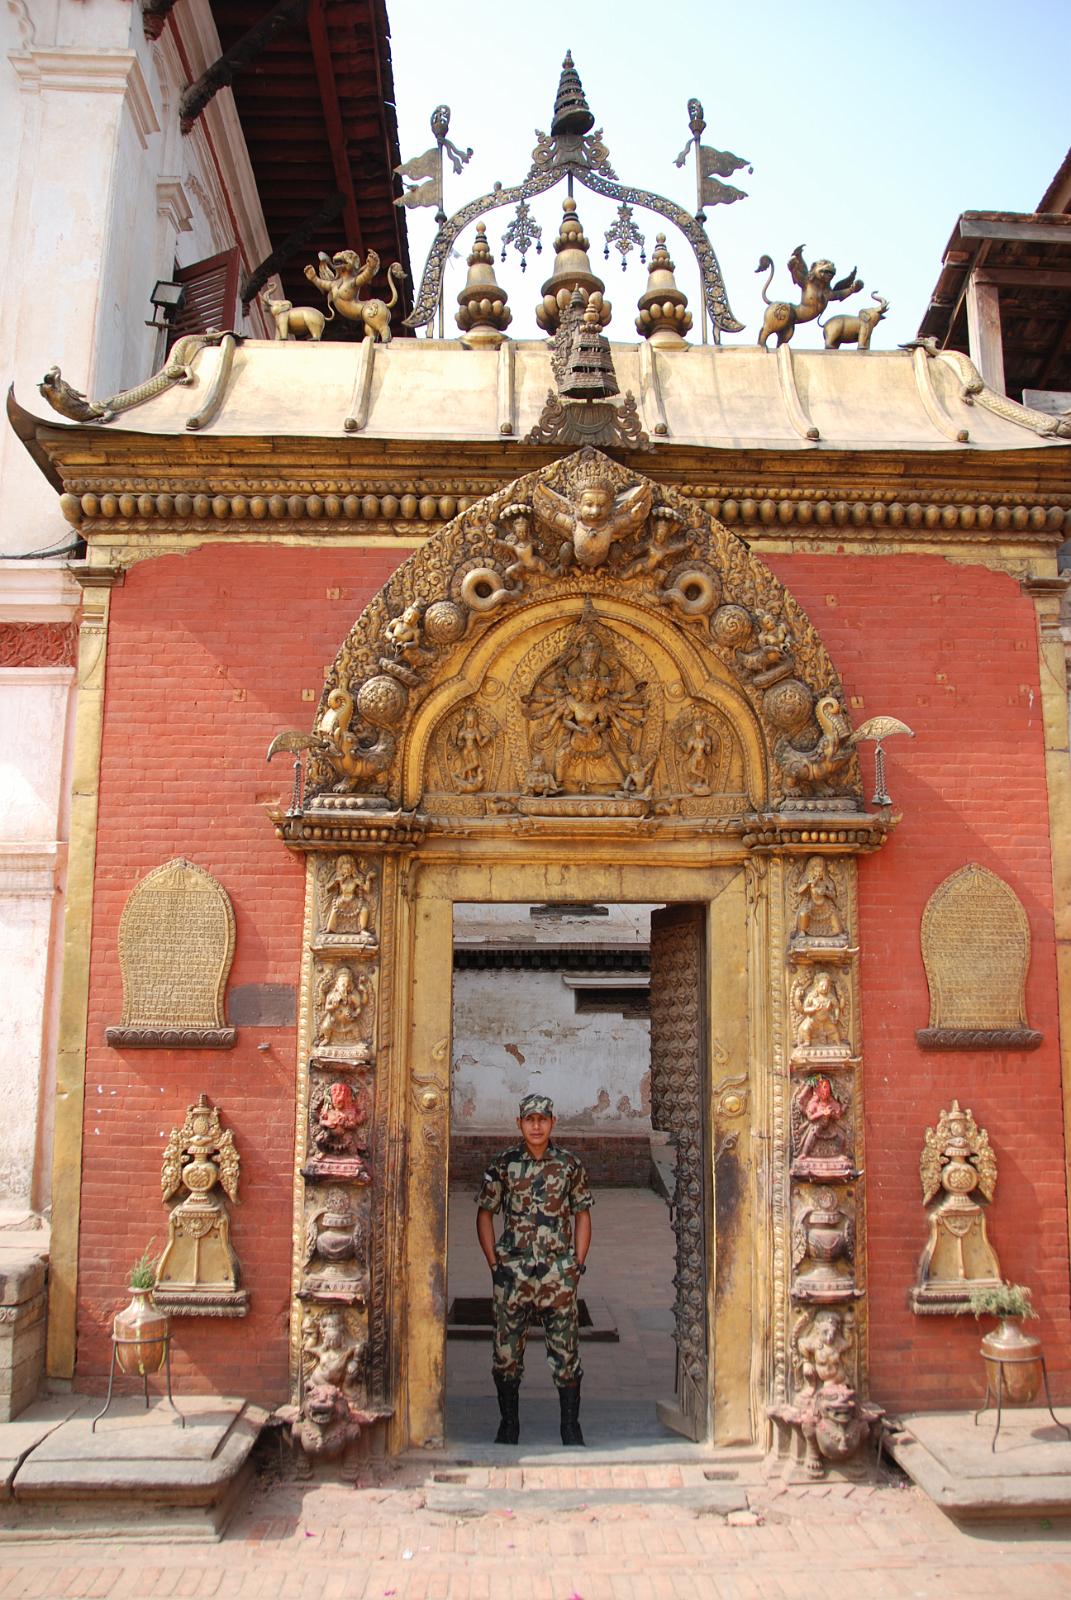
[491,1256,582,1387]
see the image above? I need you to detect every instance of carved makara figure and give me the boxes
[791,969,850,1057]
[303,249,406,341]
[302,1202,369,1303]
[911,1100,1002,1312]
[791,1187,856,1301]
[791,1076,854,1181]
[322,856,377,942]
[521,607,647,792]
[314,964,374,1056]
[792,857,847,945]
[267,683,394,795]
[532,460,651,570]
[778,693,854,797]
[155,1094,248,1315]
[756,244,864,350]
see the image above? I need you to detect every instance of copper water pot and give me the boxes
[980,1317,1042,1405]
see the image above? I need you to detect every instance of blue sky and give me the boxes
[388,0,1069,352]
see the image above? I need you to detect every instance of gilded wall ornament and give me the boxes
[791,1187,857,1303]
[917,865,1042,1050]
[313,964,374,1063]
[790,969,851,1062]
[303,1074,372,1183]
[155,1094,248,1317]
[910,1101,1002,1314]
[106,858,237,1050]
[301,1198,369,1304]
[674,711,720,796]
[790,1076,855,1182]
[317,856,378,949]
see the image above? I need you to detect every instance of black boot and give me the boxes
[558,1382,585,1447]
[494,1377,520,1445]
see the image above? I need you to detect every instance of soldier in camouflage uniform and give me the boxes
[476,1093,593,1446]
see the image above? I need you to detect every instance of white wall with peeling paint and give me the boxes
[451,966,651,1133]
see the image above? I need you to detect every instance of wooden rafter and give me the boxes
[306,0,365,258]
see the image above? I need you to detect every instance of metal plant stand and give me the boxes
[974,1351,1071,1452]
[90,1330,186,1432]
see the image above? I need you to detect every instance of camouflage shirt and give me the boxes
[476,1142,593,1262]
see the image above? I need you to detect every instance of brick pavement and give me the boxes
[1,1467,1070,1599]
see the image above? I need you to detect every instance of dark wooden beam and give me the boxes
[180,0,310,136]
[960,217,1071,245]
[975,267,1071,291]
[1036,309,1071,390]
[239,189,345,306]
[306,0,365,258]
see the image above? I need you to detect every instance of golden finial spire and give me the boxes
[535,197,611,336]
[455,223,512,349]
[635,234,692,348]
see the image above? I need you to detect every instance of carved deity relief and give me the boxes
[312,962,375,1063]
[155,1094,248,1317]
[791,1187,857,1303]
[910,1100,1002,1313]
[427,702,503,798]
[790,968,851,1062]
[106,858,237,1049]
[917,865,1041,1050]
[792,1306,856,1393]
[301,1191,370,1305]
[316,856,378,949]
[790,1076,855,1182]
[510,601,660,799]
[789,857,852,957]
[303,1072,372,1183]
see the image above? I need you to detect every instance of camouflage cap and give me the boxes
[518,1093,555,1118]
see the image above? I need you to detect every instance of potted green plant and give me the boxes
[967,1283,1042,1405]
[113,1244,169,1377]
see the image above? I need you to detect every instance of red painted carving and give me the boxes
[0,622,77,667]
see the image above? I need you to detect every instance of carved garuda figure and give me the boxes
[532,459,651,570]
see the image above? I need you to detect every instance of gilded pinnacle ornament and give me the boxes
[550,50,594,137]
[635,234,693,348]
[456,224,512,349]
[536,198,611,336]
[557,290,620,401]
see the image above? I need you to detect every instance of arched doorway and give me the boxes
[271,448,892,1453]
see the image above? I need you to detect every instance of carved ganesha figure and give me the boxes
[315,965,373,1052]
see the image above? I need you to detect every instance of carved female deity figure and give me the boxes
[679,715,718,795]
[792,971,848,1054]
[790,1076,854,1180]
[793,1308,854,1392]
[450,706,493,793]
[793,857,846,941]
[302,1307,364,1391]
[323,856,376,939]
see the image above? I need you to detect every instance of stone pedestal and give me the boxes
[0,1246,48,1421]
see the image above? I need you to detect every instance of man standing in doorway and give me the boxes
[476,1094,593,1446]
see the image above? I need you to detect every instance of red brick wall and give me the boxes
[78,543,1069,1414]
[768,554,1070,1411]
[78,545,406,1404]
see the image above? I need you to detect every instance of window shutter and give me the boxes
[167,248,241,350]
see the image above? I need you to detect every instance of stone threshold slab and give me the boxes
[0,1395,265,1542]
[888,1408,1071,1519]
